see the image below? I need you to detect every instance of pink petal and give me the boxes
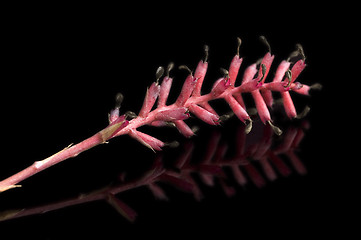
[228,55,243,86]
[193,60,208,97]
[158,76,173,107]
[139,82,160,117]
[212,77,231,97]
[252,90,271,124]
[188,104,219,125]
[273,61,291,83]
[155,107,189,121]
[224,94,249,123]
[175,74,198,106]
[174,120,194,138]
[129,129,164,151]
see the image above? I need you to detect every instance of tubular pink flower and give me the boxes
[274,59,306,119]
[257,52,275,85]
[175,73,198,106]
[261,89,273,107]
[139,82,160,117]
[228,55,243,86]
[289,59,306,82]
[224,94,249,123]
[198,102,219,116]
[193,60,208,97]
[236,63,258,92]
[188,104,219,125]
[158,76,173,107]
[282,92,297,119]
[246,53,274,124]
[293,84,310,95]
[174,120,195,138]
[211,77,231,98]
[154,107,189,122]
[252,90,271,124]
[242,63,258,84]
[129,129,164,151]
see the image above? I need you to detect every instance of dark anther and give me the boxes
[155,66,165,84]
[125,111,137,120]
[296,44,306,60]
[284,69,293,88]
[203,45,209,62]
[245,119,253,134]
[114,93,124,109]
[258,64,267,83]
[287,43,306,62]
[220,68,229,79]
[310,83,323,90]
[259,35,271,53]
[267,120,283,136]
[165,141,180,148]
[236,37,242,56]
[179,65,193,75]
[166,62,174,77]
[296,106,310,119]
[219,112,235,122]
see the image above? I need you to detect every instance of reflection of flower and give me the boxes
[0,120,309,222]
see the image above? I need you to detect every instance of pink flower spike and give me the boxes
[175,66,198,106]
[138,82,161,117]
[155,107,190,122]
[129,129,164,151]
[188,104,219,125]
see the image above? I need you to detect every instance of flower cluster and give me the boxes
[0,36,321,193]
[110,37,320,151]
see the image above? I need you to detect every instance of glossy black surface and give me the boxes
[0,4,348,239]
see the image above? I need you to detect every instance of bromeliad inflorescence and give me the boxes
[0,36,321,192]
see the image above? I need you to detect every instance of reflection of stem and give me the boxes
[0,120,309,222]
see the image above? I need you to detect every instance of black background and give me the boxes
[0,2,354,239]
